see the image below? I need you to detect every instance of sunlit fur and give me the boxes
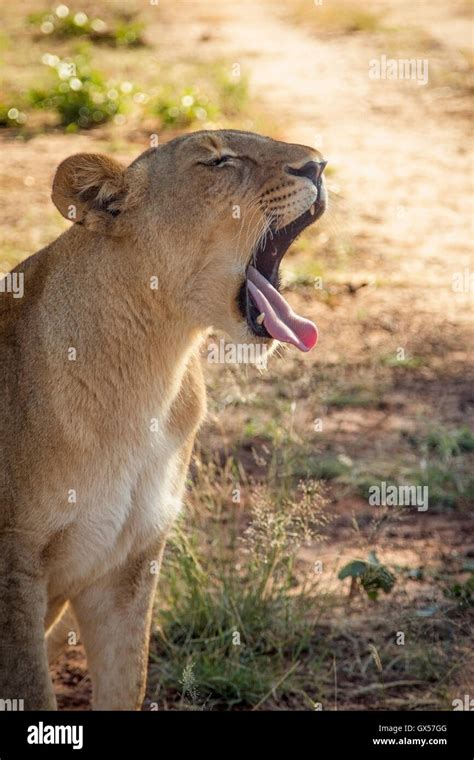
[0,130,324,710]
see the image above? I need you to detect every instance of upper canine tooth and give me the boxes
[256,312,265,325]
[310,204,315,216]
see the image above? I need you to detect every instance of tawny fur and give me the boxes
[0,130,324,710]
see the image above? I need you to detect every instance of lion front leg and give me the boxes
[70,540,166,711]
[0,539,56,710]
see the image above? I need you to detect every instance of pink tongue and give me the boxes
[247,265,318,352]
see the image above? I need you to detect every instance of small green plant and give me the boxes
[28,54,133,130]
[149,67,248,129]
[28,5,145,47]
[401,427,474,510]
[425,427,474,458]
[338,550,396,601]
[443,574,474,610]
[179,661,205,710]
[0,103,27,128]
[151,87,217,128]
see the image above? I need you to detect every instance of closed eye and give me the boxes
[200,154,235,167]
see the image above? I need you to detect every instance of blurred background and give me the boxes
[1,0,473,710]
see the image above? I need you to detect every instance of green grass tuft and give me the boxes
[28,52,133,130]
[28,6,146,48]
[149,475,331,709]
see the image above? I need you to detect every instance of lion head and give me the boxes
[52,130,327,352]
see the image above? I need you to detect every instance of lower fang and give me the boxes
[256,312,265,325]
[310,204,315,216]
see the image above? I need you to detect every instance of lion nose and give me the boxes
[286,160,327,183]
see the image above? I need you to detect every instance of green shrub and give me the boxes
[28,5,145,47]
[151,86,217,128]
[149,68,248,129]
[443,574,474,609]
[425,426,474,458]
[28,54,132,130]
[0,102,27,128]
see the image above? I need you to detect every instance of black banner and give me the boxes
[0,710,471,758]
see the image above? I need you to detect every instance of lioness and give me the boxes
[0,130,326,710]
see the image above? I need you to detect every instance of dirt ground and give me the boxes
[1,0,473,710]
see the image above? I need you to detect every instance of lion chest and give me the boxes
[46,427,186,598]
[48,373,204,596]
[43,353,206,598]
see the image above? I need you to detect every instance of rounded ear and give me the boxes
[52,153,128,233]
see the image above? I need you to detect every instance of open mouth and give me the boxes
[237,174,326,352]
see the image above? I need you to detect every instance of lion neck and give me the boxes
[52,225,204,423]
